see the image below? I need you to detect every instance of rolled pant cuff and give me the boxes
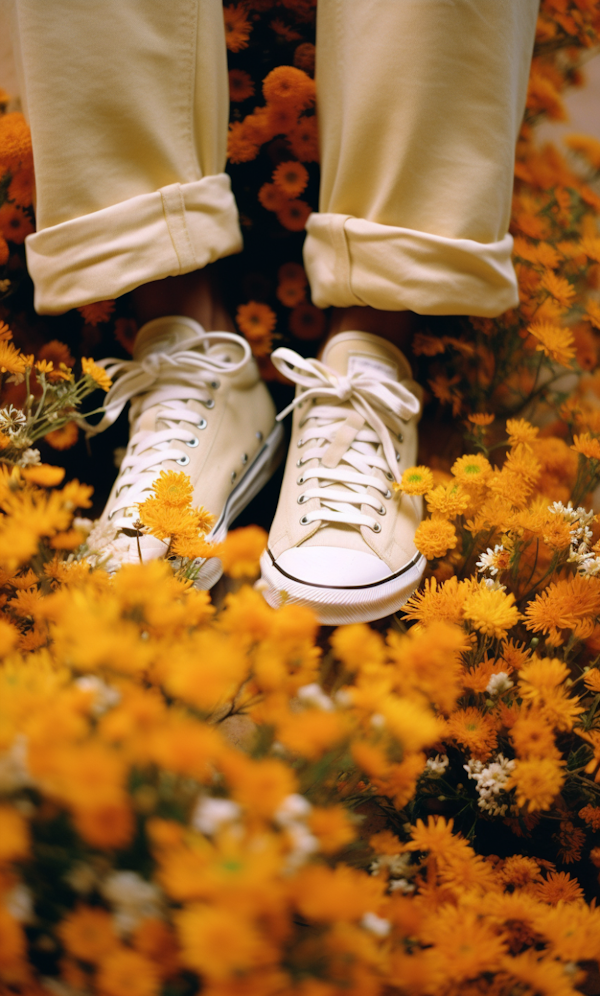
[304,213,519,317]
[25,174,243,314]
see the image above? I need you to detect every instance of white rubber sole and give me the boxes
[258,548,426,625]
[192,423,286,589]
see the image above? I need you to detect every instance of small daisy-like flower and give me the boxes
[395,465,434,496]
[78,300,115,326]
[236,301,277,357]
[506,418,539,446]
[227,122,259,164]
[467,413,494,426]
[223,3,252,52]
[0,341,26,376]
[451,453,492,484]
[476,544,510,576]
[0,203,34,244]
[572,432,600,461]
[272,160,309,198]
[228,69,254,102]
[81,357,112,392]
[262,65,315,111]
[527,320,576,367]
[287,116,319,162]
[289,302,325,340]
[276,198,312,232]
[0,404,26,431]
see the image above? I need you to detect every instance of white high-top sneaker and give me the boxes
[260,331,426,624]
[86,315,284,587]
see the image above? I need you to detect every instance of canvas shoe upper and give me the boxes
[86,315,283,585]
[260,331,426,623]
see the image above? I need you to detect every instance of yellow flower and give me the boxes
[21,464,66,487]
[506,418,539,446]
[0,339,26,375]
[151,470,194,507]
[96,948,160,996]
[395,465,434,495]
[508,757,565,812]
[467,412,494,426]
[463,584,521,640]
[527,321,575,366]
[330,622,386,672]
[58,905,119,963]
[445,707,498,760]
[540,270,576,308]
[425,482,470,518]
[451,453,492,484]
[572,432,600,460]
[81,356,112,391]
[218,524,267,578]
[414,517,458,560]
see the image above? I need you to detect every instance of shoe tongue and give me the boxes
[321,331,412,383]
[133,316,206,361]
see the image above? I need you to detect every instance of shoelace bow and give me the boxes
[85,331,251,529]
[271,346,421,531]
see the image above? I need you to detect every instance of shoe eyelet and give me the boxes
[378,506,386,515]
[298,494,308,504]
[395,452,401,462]
[300,515,309,525]
[176,454,190,466]
[231,471,237,484]
[297,476,304,485]
[296,458,305,467]
[385,471,394,481]
[210,380,220,389]
[242,453,248,465]
[372,522,382,533]
[256,430,263,442]
[203,399,215,410]
[297,438,304,448]
[197,418,208,430]
[186,436,199,448]
[384,489,392,499]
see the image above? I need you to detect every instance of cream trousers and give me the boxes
[5,0,539,318]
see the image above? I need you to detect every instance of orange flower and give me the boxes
[258,182,289,213]
[468,413,495,426]
[227,121,259,164]
[277,280,306,307]
[273,160,309,197]
[82,356,112,391]
[540,270,576,308]
[228,68,254,101]
[223,4,252,52]
[289,302,325,340]
[572,432,600,460]
[236,301,277,356]
[527,321,575,366]
[58,905,119,963]
[0,234,8,266]
[279,262,307,286]
[294,42,316,75]
[0,111,32,172]
[414,516,458,560]
[445,707,498,760]
[276,198,312,231]
[287,115,319,161]
[96,947,160,996]
[0,805,29,861]
[21,464,66,487]
[263,65,315,111]
[0,203,34,244]
[78,300,115,326]
[219,525,267,578]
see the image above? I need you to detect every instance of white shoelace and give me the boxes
[271,347,421,533]
[85,331,251,531]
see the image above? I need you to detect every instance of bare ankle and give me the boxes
[327,306,417,355]
[131,265,235,334]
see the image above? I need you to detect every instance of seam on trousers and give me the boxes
[331,215,360,306]
[160,183,196,272]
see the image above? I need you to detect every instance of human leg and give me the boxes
[262,0,539,622]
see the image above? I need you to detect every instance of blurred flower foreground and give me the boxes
[3,2,600,995]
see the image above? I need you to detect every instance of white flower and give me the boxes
[476,544,504,576]
[333,688,353,708]
[389,878,416,894]
[0,405,26,431]
[6,883,34,923]
[425,753,449,775]
[370,713,385,730]
[361,912,391,937]
[75,676,121,717]
[275,793,312,827]
[0,735,32,792]
[296,683,334,711]
[101,871,162,934]
[464,753,516,817]
[18,448,41,467]
[485,672,514,696]
[192,796,241,835]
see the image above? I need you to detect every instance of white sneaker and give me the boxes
[86,315,284,586]
[260,331,426,624]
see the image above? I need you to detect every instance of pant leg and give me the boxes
[305,0,539,318]
[6,0,242,314]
